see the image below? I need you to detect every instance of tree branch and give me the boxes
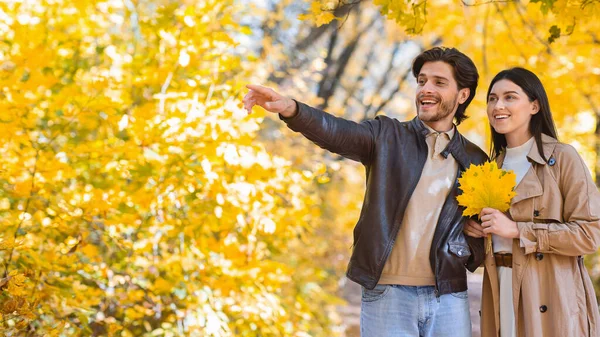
[317,15,378,109]
[495,3,527,62]
[341,47,376,110]
[461,0,516,6]
[3,149,40,278]
[362,42,402,118]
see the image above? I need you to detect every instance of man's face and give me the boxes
[415,61,465,127]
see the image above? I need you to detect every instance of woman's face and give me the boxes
[487,79,539,145]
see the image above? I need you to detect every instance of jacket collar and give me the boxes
[410,117,470,169]
[418,118,456,139]
[497,133,558,166]
[527,133,558,165]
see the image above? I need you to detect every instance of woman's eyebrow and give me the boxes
[490,90,520,96]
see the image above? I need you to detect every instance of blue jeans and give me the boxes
[360,284,472,337]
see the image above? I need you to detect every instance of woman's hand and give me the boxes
[463,218,486,238]
[480,207,520,239]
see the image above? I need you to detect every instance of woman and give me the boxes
[464,67,600,337]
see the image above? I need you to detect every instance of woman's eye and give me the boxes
[488,97,497,102]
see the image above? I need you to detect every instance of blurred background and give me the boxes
[0,0,598,336]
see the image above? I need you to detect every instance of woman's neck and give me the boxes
[505,132,534,149]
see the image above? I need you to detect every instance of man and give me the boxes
[243,47,487,337]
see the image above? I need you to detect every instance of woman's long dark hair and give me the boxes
[487,67,558,161]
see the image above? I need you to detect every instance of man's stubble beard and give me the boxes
[417,95,459,123]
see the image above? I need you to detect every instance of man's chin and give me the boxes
[417,110,440,122]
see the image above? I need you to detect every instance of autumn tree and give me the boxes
[2,0,599,336]
[0,0,344,336]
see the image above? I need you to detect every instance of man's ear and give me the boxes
[458,88,470,104]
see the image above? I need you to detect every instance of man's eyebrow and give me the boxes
[417,74,450,81]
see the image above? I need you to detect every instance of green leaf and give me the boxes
[548,25,561,43]
[530,0,556,14]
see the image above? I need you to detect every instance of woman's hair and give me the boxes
[487,67,558,161]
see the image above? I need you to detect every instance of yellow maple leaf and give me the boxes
[298,2,337,26]
[47,322,66,337]
[152,277,173,295]
[80,244,99,259]
[0,238,21,250]
[315,11,335,26]
[7,272,27,296]
[457,161,517,254]
[457,161,516,217]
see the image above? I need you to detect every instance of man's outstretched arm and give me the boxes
[243,84,381,164]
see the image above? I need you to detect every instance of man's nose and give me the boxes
[420,81,436,93]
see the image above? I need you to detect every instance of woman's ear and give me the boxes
[531,99,540,115]
[458,88,470,104]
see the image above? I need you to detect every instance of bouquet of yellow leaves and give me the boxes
[457,161,517,254]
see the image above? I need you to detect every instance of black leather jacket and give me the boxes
[282,102,488,295]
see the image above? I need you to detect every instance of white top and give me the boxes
[493,137,535,253]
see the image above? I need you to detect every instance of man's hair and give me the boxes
[411,47,479,125]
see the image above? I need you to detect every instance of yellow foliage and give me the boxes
[312,0,599,36]
[457,162,517,217]
[299,2,337,26]
[0,0,343,335]
[6,272,27,297]
[152,278,173,295]
[0,238,21,250]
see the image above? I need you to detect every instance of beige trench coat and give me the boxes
[480,134,600,337]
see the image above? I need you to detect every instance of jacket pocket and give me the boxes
[448,242,471,260]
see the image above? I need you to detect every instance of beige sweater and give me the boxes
[378,122,458,286]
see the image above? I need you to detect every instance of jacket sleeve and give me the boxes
[517,145,600,256]
[280,100,381,164]
[465,235,485,271]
